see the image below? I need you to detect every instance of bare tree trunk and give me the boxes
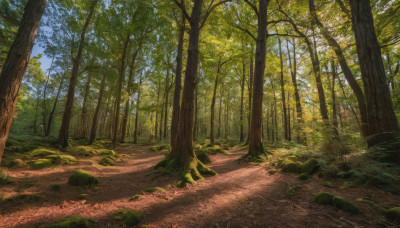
[164,68,170,140]
[278,38,289,140]
[240,60,245,142]
[350,0,399,151]
[41,56,55,135]
[210,58,221,145]
[133,77,142,144]
[243,0,269,160]
[46,74,65,136]
[288,91,291,141]
[88,73,107,144]
[59,0,97,148]
[245,56,253,145]
[193,81,198,141]
[0,0,46,163]
[171,16,185,146]
[331,59,338,129]
[77,72,92,138]
[155,78,160,140]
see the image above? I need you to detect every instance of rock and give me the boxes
[30,148,59,157]
[299,158,319,174]
[31,159,53,169]
[313,192,359,214]
[386,207,400,221]
[68,170,99,187]
[197,153,212,164]
[114,209,143,226]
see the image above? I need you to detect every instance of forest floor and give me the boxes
[1,143,400,227]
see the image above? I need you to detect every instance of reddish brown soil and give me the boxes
[1,145,399,227]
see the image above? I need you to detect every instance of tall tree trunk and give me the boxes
[156,0,216,187]
[193,81,198,141]
[309,0,368,138]
[121,47,140,143]
[245,56,254,145]
[287,39,306,144]
[278,38,289,140]
[171,16,185,146]
[46,74,65,136]
[59,0,97,148]
[155,78,160,140]
[288,91,291,141]
[159,97,164,141]
[243,0,269,160]
[88,72,107,144]
[41,56,55,135]
[112,34,130,148]
[77,71,92,138]
[164,68,170,140]
[210,58,221,145]
[331,60,338,129]
[217,92,222,139]
[0,0,46,163]
[240,60,245,142]
[133,77,142,144]
[349,0,399,151]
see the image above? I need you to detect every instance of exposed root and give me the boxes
[155,156,217,188]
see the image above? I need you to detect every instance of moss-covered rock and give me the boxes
[114,209,143,226]
[282,160,299,173]
[333,196,359,214]
[268,169,277,175]
[313,192,358,214]
[299,158,319,174]
[6,158,24,168]
[129,194,143,201]
[50,184,61,191]
[149,144,170,152]
[197,153,212,164]
[99,156,114,166]
[44,215,94,228]
[31,159,53,169]
[313,192,335,205]
[322,181,335,188]
[386,207,400,221]
[202,145,225,155]
[143,187,164,193]
[30,148,59,157]
[298,172,311,181]
[68,170,99,187]
[194,144,203,151]
[46,155,78,165]
[69,146,98,157]
[99,150,118,158]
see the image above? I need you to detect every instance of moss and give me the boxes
[114,209,143,226]
[313,192,335,205]
[31,159,53,169]
[44,215,94,228]
[129,194,143,201]
[323,165,339,178]
[68,170,99,187]
[194,144,203,151]
[99,150,118,158]
[285,184,294,198]
[0,170,13,185]
[282,161,299,173]
[299,158,319,174]
[268,169,277,175]
[46,155,78,165]
[143,187,164,193]
[333,196,359,214]
[386,207,400,221]
[50,184,61,191]
[313,192,359,214]
[322,181,335,188]
[202,145,225,155]
[69,146,97,157]
[99,156,114,166]
[197,153,212,164]
[7,193,40,202]
[298,172,311,181]
[150,144,170,152]
[30,148,59,157]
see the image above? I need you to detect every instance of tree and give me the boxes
[349,0,400,154]
[0,0,46,164]
[242,0,269,161]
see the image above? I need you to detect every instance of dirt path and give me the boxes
[0,145,398,227]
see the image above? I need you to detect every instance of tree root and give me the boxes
[155,156,217,188]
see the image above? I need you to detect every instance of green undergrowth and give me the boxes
[0,170,13,185]
[129,194,144,201]
[313,192,359,214]
[149,144,170,152]
[44,215,94,228]
[386,207,400,221]
[143,187,164,193]
[114,209,143,226]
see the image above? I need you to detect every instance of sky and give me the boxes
[31,41,52,73]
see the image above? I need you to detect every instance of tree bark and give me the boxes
[171,16,185,146]
[0,0,46,164]
[59,0,97,148]
[245,56,253,145]
[278,38,289,141]
[77,71,92,138]
[164,68,170,140]
[349,0,400,149]
[240,60,245,142]
[331,59,338,129]
[112,34,130,148]
[210,58,221,145]
[133,76,142,144]
[46,74,65,136]
[88,72,107,144]
[243,0,269,160]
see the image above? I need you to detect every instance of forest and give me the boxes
[0,0,400,227]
